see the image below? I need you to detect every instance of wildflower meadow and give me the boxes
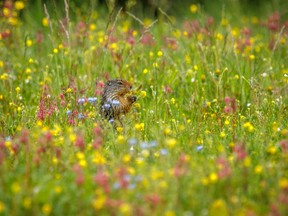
[0,0,288,215]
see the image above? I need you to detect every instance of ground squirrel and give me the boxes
[100,79,137,126]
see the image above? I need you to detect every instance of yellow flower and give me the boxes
[69,133,76,142]
[221,18,229,26]
[201,177,209,185]
[76,152,85,160]
[93,151,106,165]
[122,154,131,163]
[135,123,144,131]
[117,135,125,144]
[79,159,87,167]
[42,17,49,27]
[243,121,254,132]
[279,178,288,189]
[0,73,8,80]
[244,157,251,167]
[8,17,18,25]
[157,50,163,57]
[132,30,138,36]
[15,86,21,93]
[164,128,171,135]
[0,61,4,67]
[133,102,140,108]
[0,201,5,213]
[15,1,25,10]
[11,182,21,194]
[216,33,223,40]
[166,138,177,148]
[66,88,73,93]
[150,168,163,180]
[3,8,10,17]
[170,98,175,104]
[119,203,131,216]
[267,146,277,155]
[165,210,176,216]
[209,173,218,183]
[109,43,118,50]
[143,18,152,27]
[143,68,148,74]
[116,127,123,133]
[209,199,228,216]
[153,62,159,68]
[89,23,96,31]
[140,91,147,98]
[22,197,32,209]
[190,4,198,13]
[220,131,226,138]
[249,54,255,60]
[26,39,33,47]
[251,16,259,24]
[53,48,58,54]
[254,165,263,174]
[42,204,52,215]
[92,195,106,210]
[54,186,62,194]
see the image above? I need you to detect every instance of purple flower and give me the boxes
[77,98,85,104]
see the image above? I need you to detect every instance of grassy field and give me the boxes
[0,0,288,215]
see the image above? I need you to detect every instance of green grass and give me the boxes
[0,0,288,215]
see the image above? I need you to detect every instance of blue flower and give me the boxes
[140,142,149,149]
[103,103,111,110]
[149,140,158,147]
[88,97,97,103]
[111,99,120,106]
[128,183,136,190]
[78,113,84,119]
[160,148,168,155]
[5,136,12,141]
[128,138,137,146]
[196,145,204,151]
[66,110,71,115]
[113,182,120,190]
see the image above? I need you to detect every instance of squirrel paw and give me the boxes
[127,95,137,103]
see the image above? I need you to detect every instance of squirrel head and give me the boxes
[105,79,133,96]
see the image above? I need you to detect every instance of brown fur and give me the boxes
[100,79,137,126]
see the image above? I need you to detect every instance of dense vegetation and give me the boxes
[0,0,288,215]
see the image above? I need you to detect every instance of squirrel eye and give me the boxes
[107,82,111,86]
[117,80,123,85]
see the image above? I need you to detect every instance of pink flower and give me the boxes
[75,134,85,151]
[140,33,155,46]
[233,144,247,161]
[280,140,288,154]
[217,156,231,179]
[145,194,161,206]
[94,170,110,192]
